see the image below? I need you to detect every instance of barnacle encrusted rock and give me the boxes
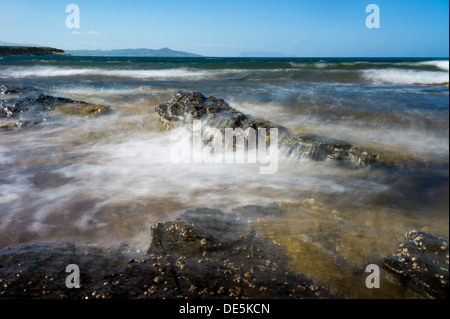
[0,207,328,299]
[383,231,449,299]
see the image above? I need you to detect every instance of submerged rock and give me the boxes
[280,133,378,166]
[156,91,380,168]
[383,231,449,299]
[0,84,40,95]
[0,207,328,299]
[0,84,111,130]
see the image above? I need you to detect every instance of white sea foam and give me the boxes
[283,113,449,160]
[363,68,449,84]
[2,67,214,79]
[417,60,449,71]
[0,122,388,247]
[1,59,448,248]
[55,133,353,206]
[289,62,328,68]
[0,66,283,80]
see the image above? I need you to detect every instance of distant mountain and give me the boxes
[238,51,294,58]
[66,47,202,57]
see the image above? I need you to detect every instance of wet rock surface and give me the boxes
[156,91,289,135]
[156,91,380,168]
[280,133,378,167]
[0,84,40,95]
[0,242,135,299]
[0,205,447,299]
[0,207,328,299]
[383,231,449,299]
[149,208,327,299]
[0,84,111,130]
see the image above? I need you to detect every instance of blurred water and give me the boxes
[0,57,448,253]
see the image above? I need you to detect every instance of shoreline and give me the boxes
[0,57,448,299]
[0,86,448,299]
[0,204,447,299]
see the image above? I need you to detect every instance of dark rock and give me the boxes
[0,108,7,119]
[0,84,40,95]
[0,94,111,119]
[2,208,447,299]
[0,206,329,299]
[156,91,380,168]
[0,84,112,130]
[383,231,449,299]
[0,242,137,299]
[0,95,54,119]
[155,91,289,135]
[149,208,252,255]
[148,207,328,299]
[280,134,379,167]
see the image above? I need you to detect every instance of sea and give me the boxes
[0,56,448,297]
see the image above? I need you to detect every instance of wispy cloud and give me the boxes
[291,39,301,43]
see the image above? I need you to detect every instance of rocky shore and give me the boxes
[0,84,111,130]
[0,88,447,299]
[0,205,447,299]
[1,87,430,168]
[0,206,330,299]
[155,91,436,169]
[156,91,380,168]
[383,231,449,299]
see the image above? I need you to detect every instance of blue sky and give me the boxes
[0,0,448,57]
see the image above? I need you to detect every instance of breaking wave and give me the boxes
[2,67,215,79]
[363,68,449,84]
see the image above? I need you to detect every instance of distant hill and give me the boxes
[66,47,202,57]
[0,46,68,56]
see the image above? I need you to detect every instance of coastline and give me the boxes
[0,46,70,57]
[1,204,447,299]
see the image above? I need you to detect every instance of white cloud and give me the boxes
[291,39,301,43]
[88,31,100,35]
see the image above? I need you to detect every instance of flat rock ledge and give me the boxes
[0,207,447,299]
[0,84,111,130]
[0,207,329,299]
